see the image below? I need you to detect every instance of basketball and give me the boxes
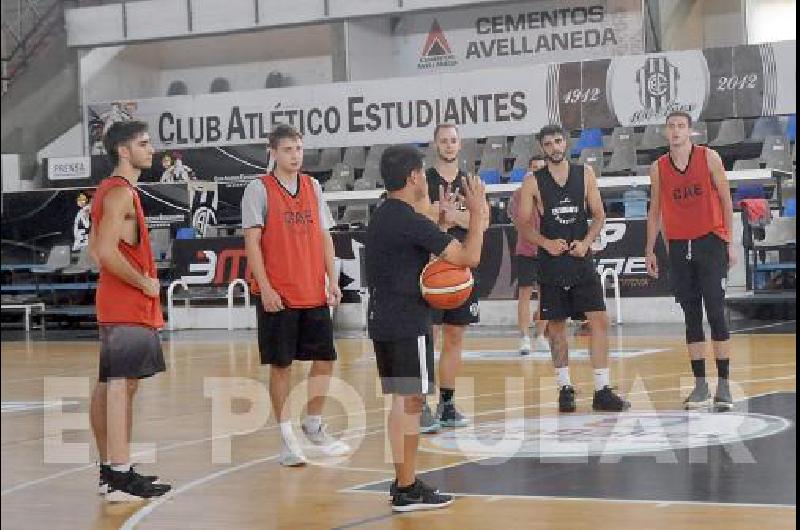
[420,259,474,310]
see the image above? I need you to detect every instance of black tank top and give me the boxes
[535,163,595,286]
[426,167,468,242]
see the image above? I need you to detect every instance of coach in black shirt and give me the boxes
[365,144,488,512]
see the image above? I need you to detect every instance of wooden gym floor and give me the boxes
[1,321,796,530]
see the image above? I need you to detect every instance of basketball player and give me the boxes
[88,121,171,501]
[242,124,349,466]
[511,156,549,356]
[421,123,478,432]
[645,111,735,411]
[366,145,488,511]
[516,125,630,413]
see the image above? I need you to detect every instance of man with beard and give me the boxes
[516,125,630,413]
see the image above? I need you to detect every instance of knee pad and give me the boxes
[681,300,705,344]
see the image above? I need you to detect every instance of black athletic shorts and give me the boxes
[668,233,729,305]
[539,273,606,322]
[516,255,539,288]
[98,325,166,383]
[255,299,337,367]
[373,335,435,396]
[431,270,480,326]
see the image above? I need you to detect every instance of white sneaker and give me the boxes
[534,335,550,352]
[302,423,350,456]
[279,445,308,467]
[518,336,532,356]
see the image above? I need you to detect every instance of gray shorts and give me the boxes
[98,325,166,383]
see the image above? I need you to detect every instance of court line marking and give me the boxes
[339,488,797,510]
[731,320,796,334]
[1,365,794,495]
[51,386,800,528]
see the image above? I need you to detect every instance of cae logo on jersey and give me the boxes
[283,210,314,226]
[671,184,703,202]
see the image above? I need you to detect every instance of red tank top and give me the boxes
[92,177,164,328]
[252,173,327,308]
[657,145,729,242]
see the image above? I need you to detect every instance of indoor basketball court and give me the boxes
[1,0,796,529]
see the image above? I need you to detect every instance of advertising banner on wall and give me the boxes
[86,41,795,156]
[171,219,670,299]
[353,0,644,78]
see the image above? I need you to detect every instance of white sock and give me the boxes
[556,367,571,388]
[593,368,610,391]
[279,422,295,447]
[304,415,322,433]
[110,463,131,472]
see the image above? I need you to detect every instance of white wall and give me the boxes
[37,124,84,162]
[657,0,747,51]
[746,0,797,44]
[83,48,161,102]
[159,55,333,95]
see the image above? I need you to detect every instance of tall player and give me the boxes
[366,144,489,511]
[89,121,171,501]
[645,111,736,411]
[516,125,630,413]
[242,124,349,466]
[421,123,478,432]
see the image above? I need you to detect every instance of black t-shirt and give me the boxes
[365,198,454,341]
[426,167,468,242]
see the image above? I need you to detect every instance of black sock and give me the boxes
[690,359,706,381]
[716,358,730,380]
[440,388,455,404]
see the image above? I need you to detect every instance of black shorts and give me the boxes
[256,300,337,367]
[668,233,729,305]
[539,274,606,322]
[516,255,539,288]
[431,270,480,326]
[98,325,166,383]
[373,335,435,396]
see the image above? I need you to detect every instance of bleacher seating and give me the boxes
[711,118,746,146]
[571,128,603,157]
[749,116,783,142]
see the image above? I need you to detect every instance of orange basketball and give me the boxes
[420,259,474,310]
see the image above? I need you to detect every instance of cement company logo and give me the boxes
[418,19,458,71]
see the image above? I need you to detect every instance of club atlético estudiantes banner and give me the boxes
[86,40,795,157]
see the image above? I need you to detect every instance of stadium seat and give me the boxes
[623,189,648,219]
[578,148,604,178]
[341,205,368,226]
[481,136,508,159]
[365,144,387,169]
[786,114,797,142]
[342,146,366,169]
[316,147,342,172]
[330,163,355,187]
[460,138,479,164]
[353,178,377,191]
[209,77,231,93]
[609,127,637,149]
[733,159,762,171]
[176,228,196,240]
[166,80,188,96]
[710,118,745,146]
[604,145,636,174]
[783,198,796,217]
[733,184,765,204]
[478,169,502,184]
[509,134,536,160]
[478,147,504,176]
[571,128,603,157]
[639,124,668,149]
[323,179,346,192]
[507,168,527,183]
[749,116,783,142]
[302,148,320,170]
[690,121,709,144]
[760,136,792,171]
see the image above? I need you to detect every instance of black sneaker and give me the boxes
[714,379,733,412]
[391,479,454,512]
[104,467,171,502]
[683,381,711,410]
[437,401,469,428]
[592,386,631,412]
[558,385,576,413]
[99,464,159,495]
